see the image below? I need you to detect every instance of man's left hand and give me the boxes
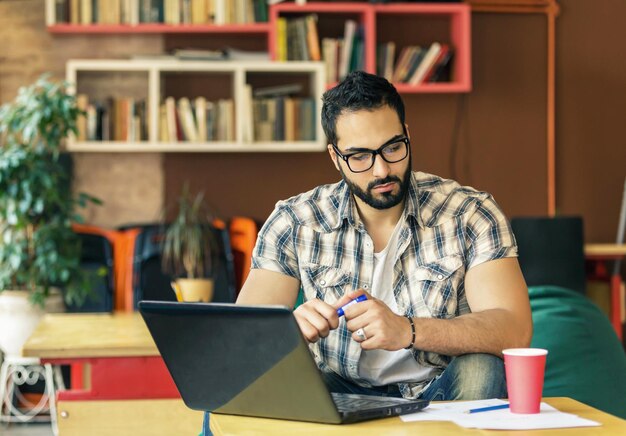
[337,290,413,351]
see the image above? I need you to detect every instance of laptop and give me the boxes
[139,301,429,424]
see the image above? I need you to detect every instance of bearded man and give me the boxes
[236,71,532,401]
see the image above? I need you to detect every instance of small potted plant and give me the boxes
[161,185,218,302]
[0,75,100,356]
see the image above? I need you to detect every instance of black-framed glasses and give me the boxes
[332,137,410,173]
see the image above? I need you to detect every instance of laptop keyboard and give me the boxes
[331,392,410,412]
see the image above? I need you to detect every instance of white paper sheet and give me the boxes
[400,399,602,430]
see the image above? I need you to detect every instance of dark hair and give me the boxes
[321,71,405,146]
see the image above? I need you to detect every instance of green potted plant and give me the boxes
[0,74,100,356]
[161,185,218,302]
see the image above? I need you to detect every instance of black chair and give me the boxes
[130,224,236,309]
[64,228,115,312]
[511,216,587,295]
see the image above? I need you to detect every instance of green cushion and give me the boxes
[294,287,304,309]
[529,286,626,419]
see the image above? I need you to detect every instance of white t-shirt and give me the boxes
[358,216,436,386]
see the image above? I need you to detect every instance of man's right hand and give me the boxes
[293,299,340,343]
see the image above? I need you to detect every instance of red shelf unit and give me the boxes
[48,23,271,34]
[269,2,471,93]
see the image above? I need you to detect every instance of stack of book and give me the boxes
[242,83,316,142]
[377,42,453,85]
[54,0,268,25]
[76,94,147,142]
[275,15,363,84]
[159,96,235,143]
[321,19,364,84]
[275,14,321,62]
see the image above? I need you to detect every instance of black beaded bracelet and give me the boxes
[404,316,415,350]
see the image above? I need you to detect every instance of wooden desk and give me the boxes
[210,397,626,435]
[23,312,177,400]
[585,244,626,257]
[585,244,626,340]
[23,312,203,435]
[23,312,157,358]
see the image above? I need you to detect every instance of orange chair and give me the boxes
[118,220,237,311]
[229,217,259,295]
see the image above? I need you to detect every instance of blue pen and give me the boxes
[465,404,509,414]
[336,295,368,317]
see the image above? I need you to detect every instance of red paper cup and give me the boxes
[503,348,548,414]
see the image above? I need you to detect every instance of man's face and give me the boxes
[328,105,411,210]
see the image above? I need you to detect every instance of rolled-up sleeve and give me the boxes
[465,195,517,270]
[251,205,300,279]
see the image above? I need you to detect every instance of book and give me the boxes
[206,101,216,140]
[339,19,357,80]
[305,15,321,62]
[224,47,269,61]
[276,17,287,61]
[253,83,302,98]
[195,97,207,142]
[191,0,207,24]
[274,97,284,141]
[70,0,79,24]
[86,104,97,141]
[253,0,268,23]
[165,97,177,142]
[384,42,396,82]
[322,38,338,84]
[159,103,168,142]
[299,98,315,141]
[76,94,89,141]
[408,42,442,85]
[392,46,415,83]
[284,97,295,142]
[80,0,92,25]
[428,49,454,82]
[242,84,254,142]
[173,48,225,61]
[403,47,426,83]
[349,26,364,73]
[54,0,68,24]
[423,44,450,83]
[178,97,198,142]
[295,17,309,61]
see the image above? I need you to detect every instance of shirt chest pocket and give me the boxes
[302,264,353,304]
[411,254,464,318]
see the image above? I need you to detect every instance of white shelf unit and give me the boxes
[66,59,326,152]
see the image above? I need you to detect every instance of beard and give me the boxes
[339,158,412,210]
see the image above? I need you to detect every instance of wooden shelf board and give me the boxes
[66,141,325,153]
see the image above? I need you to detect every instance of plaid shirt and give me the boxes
[252,171,517,398]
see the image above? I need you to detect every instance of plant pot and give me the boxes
[173,278,214,303]
[0,290,65,357]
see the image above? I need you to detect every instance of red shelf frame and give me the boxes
[269,2,471,93]
[373,3,471,93]
[50,2,471,93]
[48,23,271,34]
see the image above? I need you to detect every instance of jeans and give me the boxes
[418,353,507,401]
[201,353,506,435]
[316,353,506,401]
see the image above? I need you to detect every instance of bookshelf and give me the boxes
[51,2,472,153]
[269,2,471,93]
[66,59,325,152]
[47,1,471,93]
